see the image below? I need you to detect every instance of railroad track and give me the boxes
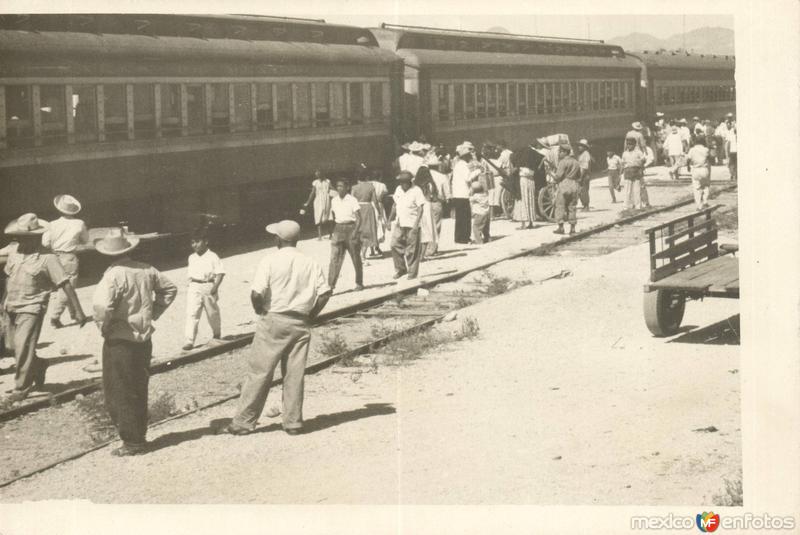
[0,183,737,489]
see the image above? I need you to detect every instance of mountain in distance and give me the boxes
[486,26,511,34]
[608,27,734,55]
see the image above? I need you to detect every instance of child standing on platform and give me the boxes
[605,150,623,203]
[183,228,225,351]
[469,182,491,245]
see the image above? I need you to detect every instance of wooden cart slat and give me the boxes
[646,255,738,292]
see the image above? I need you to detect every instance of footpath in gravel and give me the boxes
[0,219,740,504]
[0,165,732,397]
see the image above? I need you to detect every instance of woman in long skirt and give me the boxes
[351,172,381,264]
[300,170,332,240]
[415,166,439,258]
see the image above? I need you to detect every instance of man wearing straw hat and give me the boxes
[576,139,593,211]
[222,220,331,436]
[42,194,90,329]
[3,213,87,402]
[92,228,177,456]
[625,122,647,153]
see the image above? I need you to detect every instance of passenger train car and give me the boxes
[0,14,402,233]
[0,15,736,236]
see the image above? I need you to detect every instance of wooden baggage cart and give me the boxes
[643,205,739,336]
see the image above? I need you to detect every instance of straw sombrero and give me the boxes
[94,228,139,256]
[53,194,81,216]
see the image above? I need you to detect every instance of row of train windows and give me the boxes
[1,81,390,149]
[435,80,636,122]
[655,84,735,105]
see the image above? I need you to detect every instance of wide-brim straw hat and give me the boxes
[408,141,424,152]
[94,228,140,256]
[631,121,643,130]
[578,138,591,148]
[53,194,81,215]
[265,220,301,242]
[5,213,49,236]
[455,144,472,157]
[655,111,665,117]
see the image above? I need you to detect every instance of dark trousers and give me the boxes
[579,176,590,208]
[391,225,422,278]
[102,338,153,446]
[728,152,737,180]
[452,198,471,244]
[7,310,46,391]
[328,222,363,289]
[556,179,579,225]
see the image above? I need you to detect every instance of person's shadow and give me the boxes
[147,402,396,453]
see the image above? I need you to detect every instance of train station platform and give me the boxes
[0,165,733,399]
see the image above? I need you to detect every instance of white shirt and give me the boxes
[250,247,330,316]
[430,169,451,201]
[187,249,225,282]
[726,130,737,153]
[644,146,655,167]
[393,185,427,227]
[399,153,425,176]
[371,180,388,201]
[41,217,89,253]
[679,126,691,143]
[715,123,729,137]
[665,132,685,156]
[687,145,710,167]
[330,194,360,223]
[451,159,480,199]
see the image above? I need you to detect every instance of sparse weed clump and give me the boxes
[455,316,480,340]
[319,333,349,357]
[712,472,743,506]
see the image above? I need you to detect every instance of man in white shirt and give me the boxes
[687,138,712,209]
[664,125,686,180]
[41,194,90,328]
[388,171,427,280]
[328,180,363,291]
[183,227,225,350]
[725,125,737,181]
[678,119,692,147]
[223,220,331,436]
[451,144,481,244]
[399,141,426,177]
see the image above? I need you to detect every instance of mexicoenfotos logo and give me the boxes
[696,512,720,532]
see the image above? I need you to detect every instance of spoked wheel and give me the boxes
[537,183,558,222]
[500,188,515,219]
[643,290,686,336]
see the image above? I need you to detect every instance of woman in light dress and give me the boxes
[414,166,439,259]
[350,168,383,264]
[300,170,332,240]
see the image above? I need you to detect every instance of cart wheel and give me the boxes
[643,290,686,336]
[537,183,558,222]
[500,189,515,219]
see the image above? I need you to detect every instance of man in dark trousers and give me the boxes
[92,228,177,456]
[553,144,582,235]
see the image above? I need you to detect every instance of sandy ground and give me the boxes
[0,226,740,504]
[0,165,732,396]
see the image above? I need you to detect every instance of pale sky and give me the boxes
[2,0,734,42]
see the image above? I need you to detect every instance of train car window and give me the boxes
[486,84,497,117]
[103,84,128,141]
[348,83,364,125]
[516,83,526,115]
[464,84,476,119]
[72,85,98,143]
[314,82,330,127]
[330,82,346,126]
[294,83,312,128]
[610,82,618,110]
[210,83,230,133]
[498,83,507,117]
[255,83,273,130]
[604,81,613,110]
[160,84,182,137]
[581,82,589,111]
[275,83,292,129]
[529,84,538,115]
[186,84,206,135]
[508,83,517,116]
[132,85,155,140]
[369,82,383,122]
[40,85,67,145]
[476,84,486,118]
[232,83,251,132]
[569,81,578,112]
[437,84,450,121]
[454,83,465,120]
[4,85,33,148]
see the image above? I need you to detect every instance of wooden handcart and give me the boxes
[643,205,739,336]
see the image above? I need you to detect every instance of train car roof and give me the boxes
[372,24,627,59]
[392,48,640,71]
[0,30,400,67]
[632,51,735,70]
[0,14,380,47]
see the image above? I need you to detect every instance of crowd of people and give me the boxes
[0,112,738,455]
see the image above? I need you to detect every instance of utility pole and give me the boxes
[682,14,686,50]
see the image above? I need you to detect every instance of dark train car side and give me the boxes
[372,25,642,154]
[633,51,735,121]
[0,15,402,234]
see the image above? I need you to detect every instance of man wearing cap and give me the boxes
[223,220,331,436]
[42,194,90,329]
[552,144,581,235]
[328,179,364,292]
[92,228,177,456]
[388,171,427,279]
[576,139,593,211]
[3,214,87,402]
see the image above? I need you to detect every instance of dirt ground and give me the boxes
[0,234,740,504]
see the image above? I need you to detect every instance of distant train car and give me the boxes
[0,14,402,233]
[371,24,642,154]
[633,51,736,121]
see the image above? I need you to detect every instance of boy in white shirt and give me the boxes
[183,228,225,350]
[605,150,622,203]
[469,182,491,245]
